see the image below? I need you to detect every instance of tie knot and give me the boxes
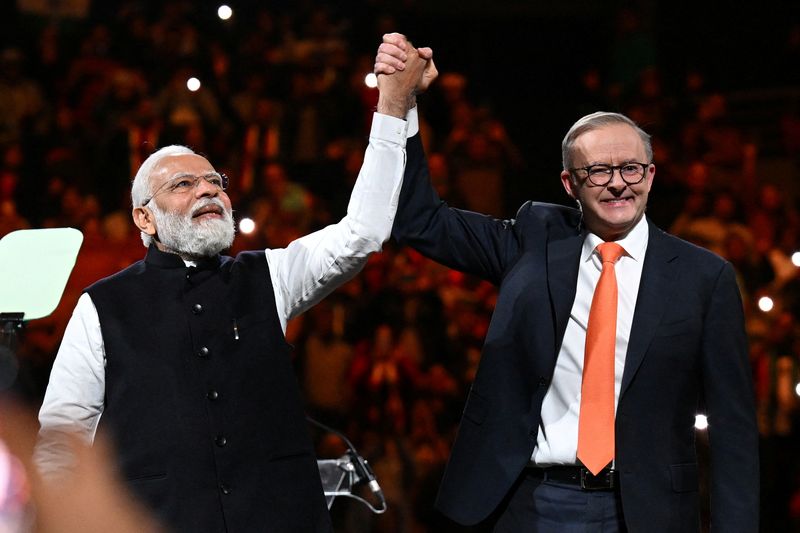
[596,242,625,264]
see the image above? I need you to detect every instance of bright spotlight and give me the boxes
[795,382,800,397]
[239,217,255,234]
[757,296,774,313]
[694,414,708,430]
[217,5,233,20]
[186,77,201,92]
[364,73,378,88]
[792,251,800,267]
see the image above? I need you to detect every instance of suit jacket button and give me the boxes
[207,390,219,401]
[219,483,231,495]
[216,435,227,447]
[538,377,548,386]
[192,303,203,315]
[198,346,210,358]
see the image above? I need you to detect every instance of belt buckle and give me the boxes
[580,468,614,490]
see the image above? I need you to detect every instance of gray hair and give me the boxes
[561,112,652,171]
[131,145,196,207]
[131,145,195,247]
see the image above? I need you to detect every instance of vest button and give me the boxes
[219,483,231,495]
[192,303,203,315]
[215,434,227,447]
[197,346,210,358]
[206,390,219,401]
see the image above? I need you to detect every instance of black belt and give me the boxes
[527,465,618,491]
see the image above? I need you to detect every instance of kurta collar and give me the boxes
[144,244,222,270]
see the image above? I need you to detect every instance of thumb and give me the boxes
[417,47,433,60]
[418,58,438,92]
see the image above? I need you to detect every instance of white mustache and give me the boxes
[191,198,231,218]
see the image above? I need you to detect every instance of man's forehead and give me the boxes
[573,124,645,159]
[151,153,215,181]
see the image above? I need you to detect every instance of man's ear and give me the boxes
[560,170,576,199]
[645,162,656,191]
[132,206,157,238]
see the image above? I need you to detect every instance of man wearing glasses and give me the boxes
[34,48,432,532]
[376,34,757,532]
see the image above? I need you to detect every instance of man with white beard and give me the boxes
[34,45,437,532]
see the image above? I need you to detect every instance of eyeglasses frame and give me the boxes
[568,162,653,187]
[141,172,229,207]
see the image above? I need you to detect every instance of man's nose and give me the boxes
[194,177,219,197]
[606,169,627,191]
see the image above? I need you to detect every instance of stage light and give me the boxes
[792,251,800,267]
[757,296,774,312]
[218,5,233,20]
[694,414,708,430]
[795,382,800,397]
[364,73,378,88]
[186,77,201,92]
[239,217,255,234]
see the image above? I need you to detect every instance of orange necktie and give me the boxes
[577,241,626,475]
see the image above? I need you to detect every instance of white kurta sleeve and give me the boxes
[266,111,412,332]
[35,292,106,476]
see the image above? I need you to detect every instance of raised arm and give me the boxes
[375,33,521,285]
[266,46,430,328]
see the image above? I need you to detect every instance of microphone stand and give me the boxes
[307,416,387,514]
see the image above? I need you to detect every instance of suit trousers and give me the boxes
[492,469,627,533]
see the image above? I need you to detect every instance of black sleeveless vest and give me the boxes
[87,245,331,532]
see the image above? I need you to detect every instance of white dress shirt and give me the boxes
[532,215,649,465]
[36,110,420,470]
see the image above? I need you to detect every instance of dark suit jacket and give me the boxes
[391,133,758,532]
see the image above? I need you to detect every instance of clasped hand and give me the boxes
[374,33,438,117]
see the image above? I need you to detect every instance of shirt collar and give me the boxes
[581,215,649,264]
[144,243,221,270]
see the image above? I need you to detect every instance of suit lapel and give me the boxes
[620,222,680,397]
[547,233,583,351]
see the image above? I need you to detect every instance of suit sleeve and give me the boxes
[391,131,521,286]
[702,262,759,532]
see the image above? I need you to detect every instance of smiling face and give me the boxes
[560,123,655,241]
[132,153,235,259]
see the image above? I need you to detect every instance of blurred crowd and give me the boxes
[2,1,800,532]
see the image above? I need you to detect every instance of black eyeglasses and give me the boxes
[142,172,229,206]
[569,162,652,186]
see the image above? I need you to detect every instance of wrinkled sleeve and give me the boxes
[266,110,414,331]
[35,292,106,477]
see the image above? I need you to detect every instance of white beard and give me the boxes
[150,198,236,259]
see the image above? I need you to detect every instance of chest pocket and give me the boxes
[233,312,291,349]
[654,318,699,339]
